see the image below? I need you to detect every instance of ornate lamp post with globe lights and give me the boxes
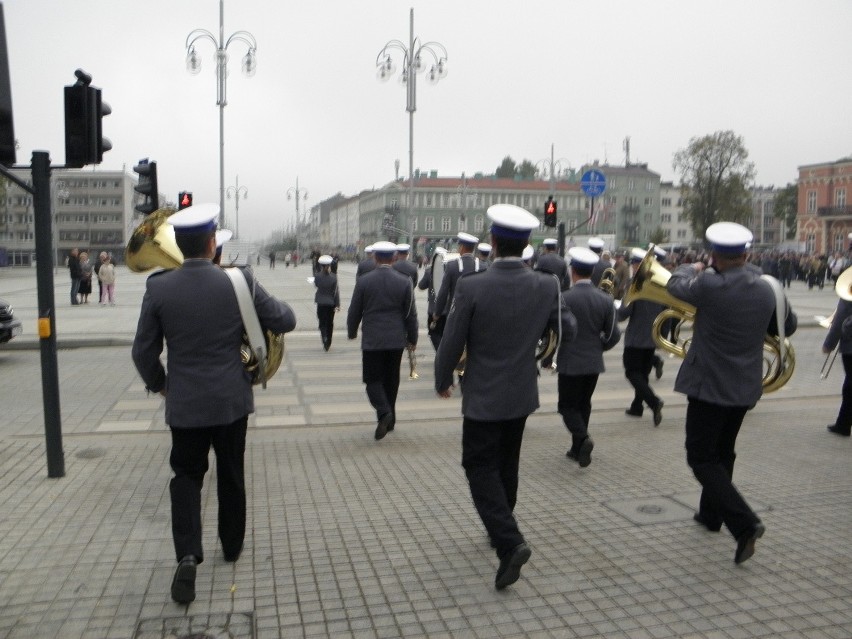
[226,175,247,239]
[287,178,308,266]
[376,8,447,253]
[185,0,257,228]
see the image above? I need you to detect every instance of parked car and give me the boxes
[0,296,22,344]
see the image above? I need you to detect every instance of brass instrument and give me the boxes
[408,347,419,380]
[598,266,617,295]
[126,207,285,386]
[623,245,795,393]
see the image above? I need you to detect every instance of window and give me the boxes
[424,217,434,231]
[806,233,815,253]
[837,188,847,208]
[678,212,687,222]
[644,213,652,223]
[835,233,845,253]
[411,218,418,232]
[441,217,451,232]
[609,178,617,190]
[661,197,672,207]
[627,179,635,190]
[646,180,655,191]
[807,190,817,213]
[474,215,484,232]
[763,215,774,228]
[458,217,467,232]
[644,197,653,206]
[523,194,530,207]
[661,213,671,223]
[676,229,687,239]
[568,219,577,232]
[425,194,433,207]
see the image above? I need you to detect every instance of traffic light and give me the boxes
[544,196,557,227]
[64,69,111,168]
[178,192,193,210]
[133,159,158,216]
[0,5,16,166]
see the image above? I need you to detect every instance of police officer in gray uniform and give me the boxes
[667,222,796,564]
[557,247,621,467]
[348,241,419,440]
[535,238,569,290]
[436,204,577,590]
[356,245,377,278]
[618,248,665,426]
[588,237,609,287]
[132,204,297,604]
[417,248,446,351]
[314,254,340,351]
[392,243,419,287]
[476,242,492,270]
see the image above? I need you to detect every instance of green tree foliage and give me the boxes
[496,156,516,178]
[773,183,798,240]
[672,130,755,239]
[517,160,537,180]
[648,226,669,246]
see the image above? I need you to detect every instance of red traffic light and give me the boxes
[544,196,557,227]
[178,191,193,210]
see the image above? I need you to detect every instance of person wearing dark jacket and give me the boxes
[314,254,340,351]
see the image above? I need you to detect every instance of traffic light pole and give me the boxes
[0,152,65,478]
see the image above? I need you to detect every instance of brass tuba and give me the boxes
[126,208,285,385]
[623,246,795,393]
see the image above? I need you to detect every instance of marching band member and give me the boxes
[668,222,796,564]
[588,236,608,286]
[433,232,480,342]
[314,255,340,351]
[347,241,418,440]
[392,243,418,287]
[535,238,569,290]
[476,242,492,269]
[823,274,852,437]
[356,244,377,278]
[557,247,621,467]
[617,248,665,426]
[418,247,446,351]
[435,204,576,590]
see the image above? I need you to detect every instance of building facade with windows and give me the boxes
[797,157,852,255]
[0,168,145,267]
[659,181,693,246]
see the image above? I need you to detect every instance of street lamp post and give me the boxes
[376,7,447,258]
[456,171,472,227]
[287,177,308,266]
[185,0,257,229]
[226,174,247,239]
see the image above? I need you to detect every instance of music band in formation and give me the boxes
[130,200,818,602]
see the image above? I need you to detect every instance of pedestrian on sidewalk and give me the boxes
[131,204,297,605]
[667,222,797,565]
[95,251,108,303]
[98,255,116,305]
[435,204,576,590]
[78,252,93,303]
[68,247,81,305]
[347,241,418,440]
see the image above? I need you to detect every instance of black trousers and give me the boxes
[169,416,248,563]
[623,347,661,413]
[462,416,526,558]
[832,353,852,432]
[362,349,404,420]
[684,398,758,539]
[429,315,446,351]
[316,305,335,348]
[557,373,599,440]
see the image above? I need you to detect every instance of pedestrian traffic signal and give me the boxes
[178,192,193,210]
[544,196,557,227]
[133,159,158,216]
[63,69,111,168]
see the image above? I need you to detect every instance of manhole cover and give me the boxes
[134,612,254,639]
[75,447,106,459]
[604,496,695,525]
[637,504,664,514]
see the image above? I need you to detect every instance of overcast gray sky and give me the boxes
[4,0,851,241]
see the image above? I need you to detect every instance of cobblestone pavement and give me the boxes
[0,264,850,638]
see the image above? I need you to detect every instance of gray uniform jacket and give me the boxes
[392,259,419,288]
[535,252,569,289]
[131,260,297,428]
[435,260,577,421]
[617,297,666,349]
[591,258,609,286]
[434,254,482,317]
[668,264,797,407]
[824,298,852,355]
[347,265,418,350]
[556,280,620,375]
[314,272,339,307]
[356,258,376,278]
[417,266,436,315]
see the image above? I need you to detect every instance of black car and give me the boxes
[0,296,22,344]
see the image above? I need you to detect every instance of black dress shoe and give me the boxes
[576,437,594,468]
[375,413,393,440]
[693,512,722,532]
[734,523,765,564]
[495,542,531,590]
[386,413,396,432]
[653,401,664,427]
[625,408,643,417]
[827,424,851,437]
[171,555,197,604]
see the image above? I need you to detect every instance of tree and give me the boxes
[495,156,516,179]
[649,226,669,246]
[672,130,755,239]
[517,159,537,180]
[773,183,798,240]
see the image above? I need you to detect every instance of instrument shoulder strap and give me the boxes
[224,267,269,385]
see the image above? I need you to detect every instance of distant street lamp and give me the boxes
[376,8,447,253]
[287,177,308,264]
[185,0,257,228]
[226,175,247,239]
[536,144,573,192]
[456,171,472,224]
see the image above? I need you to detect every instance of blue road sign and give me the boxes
[581,169,607,197]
